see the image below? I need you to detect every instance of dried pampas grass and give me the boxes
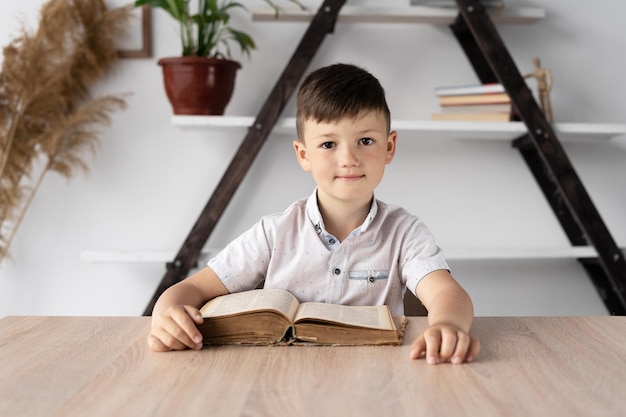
[0,0,135,262]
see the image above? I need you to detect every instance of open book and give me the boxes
[198,289,407,346]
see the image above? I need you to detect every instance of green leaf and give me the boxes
[139,0,255,58]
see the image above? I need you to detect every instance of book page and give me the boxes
[200,289,300,322]
[294,303,395,330]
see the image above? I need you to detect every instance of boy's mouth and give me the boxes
[336,174,365,181]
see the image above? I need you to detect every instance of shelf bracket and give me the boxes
[143,0,348,315]
[454,0,626,314]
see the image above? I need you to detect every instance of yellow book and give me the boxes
[439,92,511,106]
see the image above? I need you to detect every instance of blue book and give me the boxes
[435,83,506,96]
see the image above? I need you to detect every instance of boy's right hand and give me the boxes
[147,305,204,352]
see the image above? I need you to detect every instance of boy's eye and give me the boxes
[360,137,374,145]
[321,142,334,149]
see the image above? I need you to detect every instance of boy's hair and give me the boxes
[295,63,391,140]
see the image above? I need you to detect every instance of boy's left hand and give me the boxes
[409,323,480,364]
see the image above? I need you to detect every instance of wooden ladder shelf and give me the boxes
[143,0,626,316]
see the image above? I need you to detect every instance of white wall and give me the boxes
[1,0,624,317]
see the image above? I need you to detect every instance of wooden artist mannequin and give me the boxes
[524,57,554,123]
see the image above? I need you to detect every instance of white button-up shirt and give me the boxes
[208,190,449,316]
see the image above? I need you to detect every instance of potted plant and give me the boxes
[135,0,256,115]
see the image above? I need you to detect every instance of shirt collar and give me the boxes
[305,188,379,238]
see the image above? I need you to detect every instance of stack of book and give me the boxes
[431,83,517,122]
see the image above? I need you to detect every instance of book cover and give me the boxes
[435,83,506,97]
[439,92,511,106]
[430,112,513,122]
[441,103,512,113]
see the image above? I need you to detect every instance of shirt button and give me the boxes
[333,268,341,275]
[328,238,336,245]
[368,276,375,283]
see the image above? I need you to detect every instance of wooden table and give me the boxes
[1,316,625,417]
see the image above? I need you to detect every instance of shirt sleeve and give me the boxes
[400,217,450,296]
[207,219,272,293]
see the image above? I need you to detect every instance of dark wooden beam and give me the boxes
[578,259,626,315]
[450,14,498,84]
[144,0,348,315]
[513,134,587,246]
[454,0,626,313]
[514,135,625,314]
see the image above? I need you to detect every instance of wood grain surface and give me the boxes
[1,316,624,417]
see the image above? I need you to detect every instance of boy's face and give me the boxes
[293,110,397,208]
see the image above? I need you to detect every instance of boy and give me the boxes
[149,63,480,365]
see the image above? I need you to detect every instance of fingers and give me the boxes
[148,305,204,352]
[442,330,469,364]
[409,335,426,360]
[147,334,173,352]
[409,325,479,365]
[466,336,481,363]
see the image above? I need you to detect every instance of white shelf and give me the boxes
[80,249,220,263]
[252,5,545,25]
[444,246,622,261]
[171,116,626,142]
[81,246,625,263]
[81,250,178,263]
[172,115,296,131]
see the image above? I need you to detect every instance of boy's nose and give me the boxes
[339,147,360,166]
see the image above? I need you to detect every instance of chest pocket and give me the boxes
[349,270,389,283]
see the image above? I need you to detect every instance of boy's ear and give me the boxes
[293,140,311,172]
[385,131,398,164]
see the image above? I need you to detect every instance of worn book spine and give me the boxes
[440,103,512,113]
[435,83,506,96]
[439,93,511,106]
[430,112,512,122]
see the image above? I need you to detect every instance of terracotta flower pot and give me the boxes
[158,56,241,115]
